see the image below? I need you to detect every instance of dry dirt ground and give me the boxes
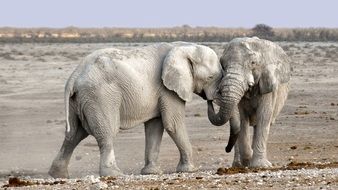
[0,42,337,189]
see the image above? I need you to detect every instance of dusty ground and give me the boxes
[0,42,337,189]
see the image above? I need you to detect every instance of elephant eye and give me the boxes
[251,61,256,65]
[207,76,214,81]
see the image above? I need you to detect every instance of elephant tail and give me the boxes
[65,78,74,133]
[64,68,80,133]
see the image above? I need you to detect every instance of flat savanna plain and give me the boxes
[0,42,337,189]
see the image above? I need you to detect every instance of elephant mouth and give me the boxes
[197,90,207,100]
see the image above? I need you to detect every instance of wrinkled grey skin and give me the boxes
[49,42,223,178]
[208,37,290,168]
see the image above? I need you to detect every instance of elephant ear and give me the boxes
[259,42,291,94]
[162,46,194,102]
[259,64,278,94]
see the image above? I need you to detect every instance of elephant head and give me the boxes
[162,44,222,102]
[208,37,291,150]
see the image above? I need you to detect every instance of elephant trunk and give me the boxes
[226,128,239,152]
[225,109,241,152]
[207,100,235,126]
[207,76,245,126]
[207,74,246,152]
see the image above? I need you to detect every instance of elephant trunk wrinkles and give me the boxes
[207,75,245,152]
[225,109,241,153]
[221,76,246,152]
[207,76,245,126]
[207,100,233,126]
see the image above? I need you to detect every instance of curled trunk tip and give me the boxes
[225,130,239,153]
[207,100,233,126]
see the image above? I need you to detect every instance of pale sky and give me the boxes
[0,0,337,28]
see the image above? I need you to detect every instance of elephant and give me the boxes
[207,37,291,168]
[49,42,223,178]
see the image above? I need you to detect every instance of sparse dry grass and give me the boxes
[1,27,338,43]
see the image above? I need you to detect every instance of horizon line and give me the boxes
[1,25,338,29]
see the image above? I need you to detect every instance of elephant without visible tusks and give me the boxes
[208,37,291,168]
[49,42,223,178]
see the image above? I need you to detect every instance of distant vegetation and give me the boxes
[1,24,338,43]
[252,24,275,39]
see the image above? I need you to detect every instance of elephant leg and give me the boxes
[141,117,164,175]
[250,94,274,168]
[232,142,242,167]
[160,94,195,173]
[166,127,195,173]
[49,110,88,178]
[84,97,122,176]
[96,137,121,177]
[237,111,253,167]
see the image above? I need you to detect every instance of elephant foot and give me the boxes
[48,163,69,178]
[239,149,253,167]
[176,163,196,173]
[100,166,123,177]
[232,160,243,168]
[249,157,272,168]
[141,164,162,175]
[240,158,251,167]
